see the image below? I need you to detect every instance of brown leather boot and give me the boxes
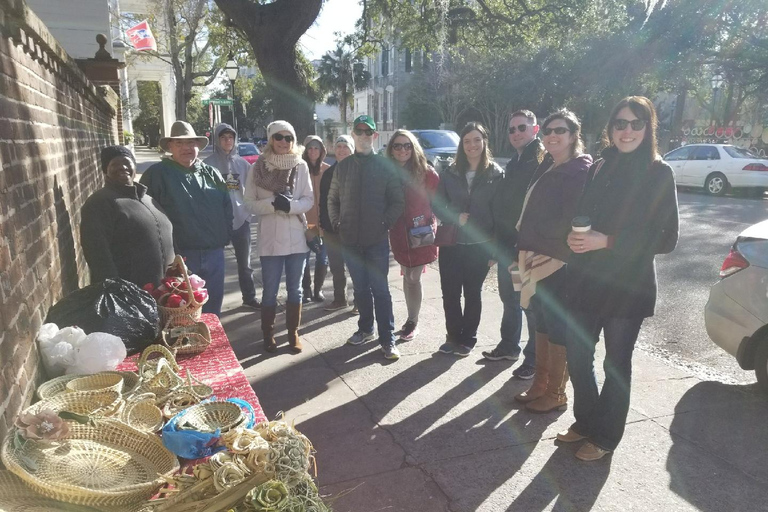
[261,306,277,353]
[526,342,569,413]
[286,302,303,353]
[514,332,550,403]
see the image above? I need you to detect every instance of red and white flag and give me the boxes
[126,20,157,52]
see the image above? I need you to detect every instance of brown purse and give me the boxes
[434,224,458,247]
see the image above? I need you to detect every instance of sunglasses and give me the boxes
[272,133,294,143]
[508,124,529,134]
[542,127,571,136]
[391,142,413,151]
[353,128,375,136]
[612,119,647,131]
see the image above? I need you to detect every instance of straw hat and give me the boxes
[160,121,209,152]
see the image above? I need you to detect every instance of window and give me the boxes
[405,48,412,73]
[665,147,692,161]
[691,146,720,161]
[389,47,395,75]
[724,145,761,159]
[382,91,388,124]
[381,46,389,76]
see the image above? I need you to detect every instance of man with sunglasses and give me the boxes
[483,110,544,379]
[328,115,405,360]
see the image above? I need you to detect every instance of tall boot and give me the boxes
[313,263,328,302]
[286,302,303,353]
[526,342,569,413]
[302,264,312,304]
[515,332,550,403]
[261,306,277,353]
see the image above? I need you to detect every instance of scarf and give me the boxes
[251,152,303,193]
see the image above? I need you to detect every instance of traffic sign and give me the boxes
[202,98,234,106]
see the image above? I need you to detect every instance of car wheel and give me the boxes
[756,341,768,395]
[704,172,728,196]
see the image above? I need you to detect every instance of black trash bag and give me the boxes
[45,278,159,355]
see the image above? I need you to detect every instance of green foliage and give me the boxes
[133,81,162,147]
[316,42,371,126]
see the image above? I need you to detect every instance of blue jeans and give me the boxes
[343,239,395,346]
[179,248,225,317]
[566,311,644,451]
[260,253,307,307]
[231,221,257,302]
[497,261,536,366]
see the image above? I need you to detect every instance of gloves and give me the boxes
[272,193,291,213]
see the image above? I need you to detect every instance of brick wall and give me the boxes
[0,0,118,446]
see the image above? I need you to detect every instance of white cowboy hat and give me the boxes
[159,121,209,152]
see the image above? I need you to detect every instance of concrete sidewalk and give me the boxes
[217,232,767,511]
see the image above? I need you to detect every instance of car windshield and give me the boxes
[723,146,762,159]
[417,131,459,149]
[239,144,259,156]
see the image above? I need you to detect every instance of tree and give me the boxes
[133,81,163,147]
[316,43,371,129]
[213,0,324,138]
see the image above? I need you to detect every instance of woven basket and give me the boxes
[24,390,123,418]
[157,255,208,326]
[1,420,179,508]
[66,373,124,395]
[179,401,244,433]
[37,372,140,401]
[0,470,103,511]
[121,398,164,433]
[161,314,211,356]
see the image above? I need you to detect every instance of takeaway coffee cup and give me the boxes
[571,216,591,233]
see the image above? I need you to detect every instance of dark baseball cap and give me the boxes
[353,114,376,131]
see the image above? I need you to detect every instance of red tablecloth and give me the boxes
[117,314,266,424]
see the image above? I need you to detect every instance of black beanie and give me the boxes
[101,145,136,172]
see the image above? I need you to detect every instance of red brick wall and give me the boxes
[0,0,118,446]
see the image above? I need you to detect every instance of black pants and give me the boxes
[438,242,492,348]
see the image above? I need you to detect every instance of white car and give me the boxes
[704,219,768,392]
[664,144,768,196]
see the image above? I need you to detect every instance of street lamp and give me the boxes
[225,55,239,135]
[710,73,724,125]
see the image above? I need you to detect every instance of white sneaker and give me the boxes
[382,344,401,360]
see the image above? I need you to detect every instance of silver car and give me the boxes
[410,130,459,172]
[705,219,768,392]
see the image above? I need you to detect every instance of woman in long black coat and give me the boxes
[559,96,679,461]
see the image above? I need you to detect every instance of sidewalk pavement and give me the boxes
[215,237,768,512]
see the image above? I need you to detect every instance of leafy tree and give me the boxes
[133,81,163,147]
[316,43,371,128]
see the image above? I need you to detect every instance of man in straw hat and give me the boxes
[140,120,233,316]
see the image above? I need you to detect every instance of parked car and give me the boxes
[664,144,768,196]
[238,142,261,164]
[410,130,459,172]
[705,219,768,392]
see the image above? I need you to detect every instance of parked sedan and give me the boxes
[705,219,768,392]
[664,144,768,196]
[238,143,261,164]
[410,129,459,172]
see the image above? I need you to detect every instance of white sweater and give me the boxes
[244,159,313,256]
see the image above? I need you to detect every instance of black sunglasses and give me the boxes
[272,133,294,143]
[353,128,375,136]
[391,142,413,151]
[542,127,571,136]
[612,119,647,131]
[508,124,529,134]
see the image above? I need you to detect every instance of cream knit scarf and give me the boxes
[252,152,303,193]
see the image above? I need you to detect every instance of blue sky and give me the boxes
[299,0,362,60]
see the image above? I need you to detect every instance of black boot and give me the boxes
[313,263,328,302]
[302,262,312,304]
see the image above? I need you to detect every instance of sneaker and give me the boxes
[243,297,261,309]
[398,321,418,341]
[312,291,325,303]
[512,364,536,380]
[556,428,588,443]
[575,442,611,461]
[347,330,375,346]
[324,300,348,311]
[481,348,519,362]
[454,345,473,357]
[350,305,359,315]
[438,342,455,354]
[381,344,401,360]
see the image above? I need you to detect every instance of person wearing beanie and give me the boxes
[81,145,174,288]
[140,120,233,317]
[300,135,330,304]
[204,123,261,310]
[245,120,314,353]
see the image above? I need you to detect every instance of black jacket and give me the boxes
[80,180,175,287]
[493,139,545,263]
[318,162,336,233]
[434,161,504,245]
[328,152,405,247]
[567,147,679,318]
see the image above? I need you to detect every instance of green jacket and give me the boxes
[139,158,233,250]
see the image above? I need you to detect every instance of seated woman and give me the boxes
[80,145,174,288]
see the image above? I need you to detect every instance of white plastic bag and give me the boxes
[66,332,127,375]
[37,324,85,377]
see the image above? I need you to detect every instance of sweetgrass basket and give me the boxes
[121,397,164,433]
[1,420,180,508]
[157,255,208,326]
[0,470,103,511]
[24,390,123,418]
[179,401,244,433]
[37,372,139,400]
[66,373,124,394]
[161,314,211,356]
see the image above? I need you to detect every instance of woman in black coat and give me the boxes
[559,96,679,461]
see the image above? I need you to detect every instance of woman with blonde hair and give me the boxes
[301,136,331,303]
[245,121,313,353]
[386,130,440,341]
